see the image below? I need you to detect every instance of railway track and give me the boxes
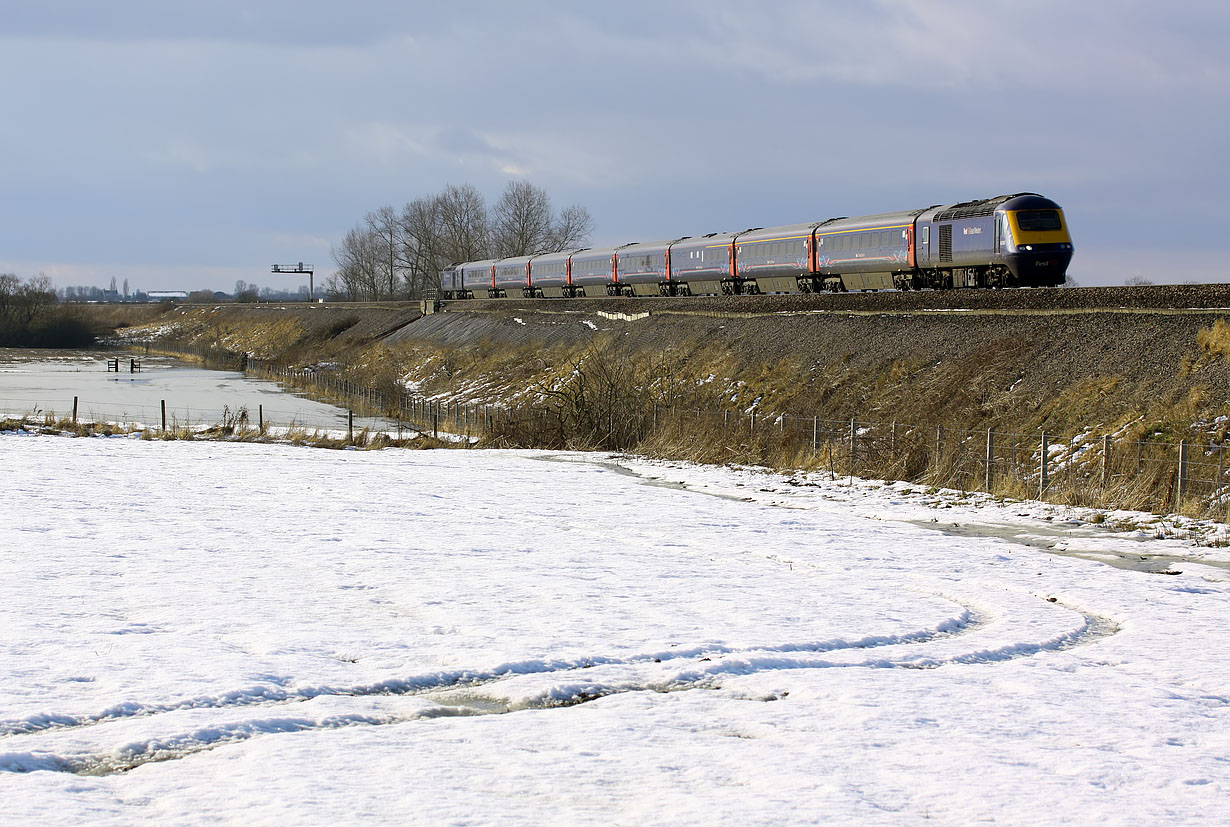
[178,284,1230,318]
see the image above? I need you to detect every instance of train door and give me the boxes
[917,222,932,267]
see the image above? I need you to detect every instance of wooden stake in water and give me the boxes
[72,396,78,424]
[161,399,167,433]
[1039,431,1050,498]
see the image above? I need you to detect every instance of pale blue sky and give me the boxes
[2,1,1226,291]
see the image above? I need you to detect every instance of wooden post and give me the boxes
[1177,441,1189,504]
[348,409,354,443]
[1102,435,1111,487]
[891,421,897,455]
[812,416,818,455]
[1215,445,1225,497]
[935,425,944,470]
[259,404,264,433]
[161,399,167,432]
[72,396,78,424]
[985,428,994,491]
[849,418,857,468]
[1039,431,1050,498]
[751,412,756,431]
[433,404,439,439]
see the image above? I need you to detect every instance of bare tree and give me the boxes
[366,205,406,298]
[437,183,489,264]
[548,203,594,252]
[491,180,554,257]
[400,195,444,297]
[330,225,382,300]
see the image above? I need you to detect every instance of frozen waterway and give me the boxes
[1,435,1229,823]
[0,348,396,433]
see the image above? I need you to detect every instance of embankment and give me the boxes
[116,292,1230,512]
[117,293,1230,445]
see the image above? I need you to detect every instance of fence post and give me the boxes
[935,425,944,471]
[161,399,167,433]
[891,420,897,455]
[849,418,857,468]
[348,409,354,443]
[1219,444,1224,499]
[259,404,263,433]
[1039,431,1050,498]
[985,428,994,491]
[433,404,439,440]
[1177,440,1188,505]
[1102,435,1110,487]
[812,416,818,456]
[72,396,78,424]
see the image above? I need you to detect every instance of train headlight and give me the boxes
[1023,245,1033,251]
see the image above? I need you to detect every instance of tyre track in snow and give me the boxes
[0,591,1122,777]
[0,598,983,740]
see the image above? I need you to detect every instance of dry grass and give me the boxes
[1198,319,1230,361]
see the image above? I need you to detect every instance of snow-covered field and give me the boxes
[2,434,1229,824]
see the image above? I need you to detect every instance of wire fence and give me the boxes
[6,341,1225,518]
[239,341,1230,517]
[0,394,402,439]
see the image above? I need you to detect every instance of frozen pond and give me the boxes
[0,348,399,433]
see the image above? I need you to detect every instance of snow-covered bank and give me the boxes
[1,436,1228,823]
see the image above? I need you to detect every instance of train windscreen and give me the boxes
[1016,210,1062,231]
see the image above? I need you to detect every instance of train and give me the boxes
[440,192,1073,299]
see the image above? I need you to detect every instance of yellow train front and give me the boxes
[907,193,1074,289]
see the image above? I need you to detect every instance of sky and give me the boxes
[1,1,1227,292]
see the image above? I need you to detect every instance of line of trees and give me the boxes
[0,273,95,346]
[328,180,594,301]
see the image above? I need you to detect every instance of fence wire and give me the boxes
[5,341,1223,518]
